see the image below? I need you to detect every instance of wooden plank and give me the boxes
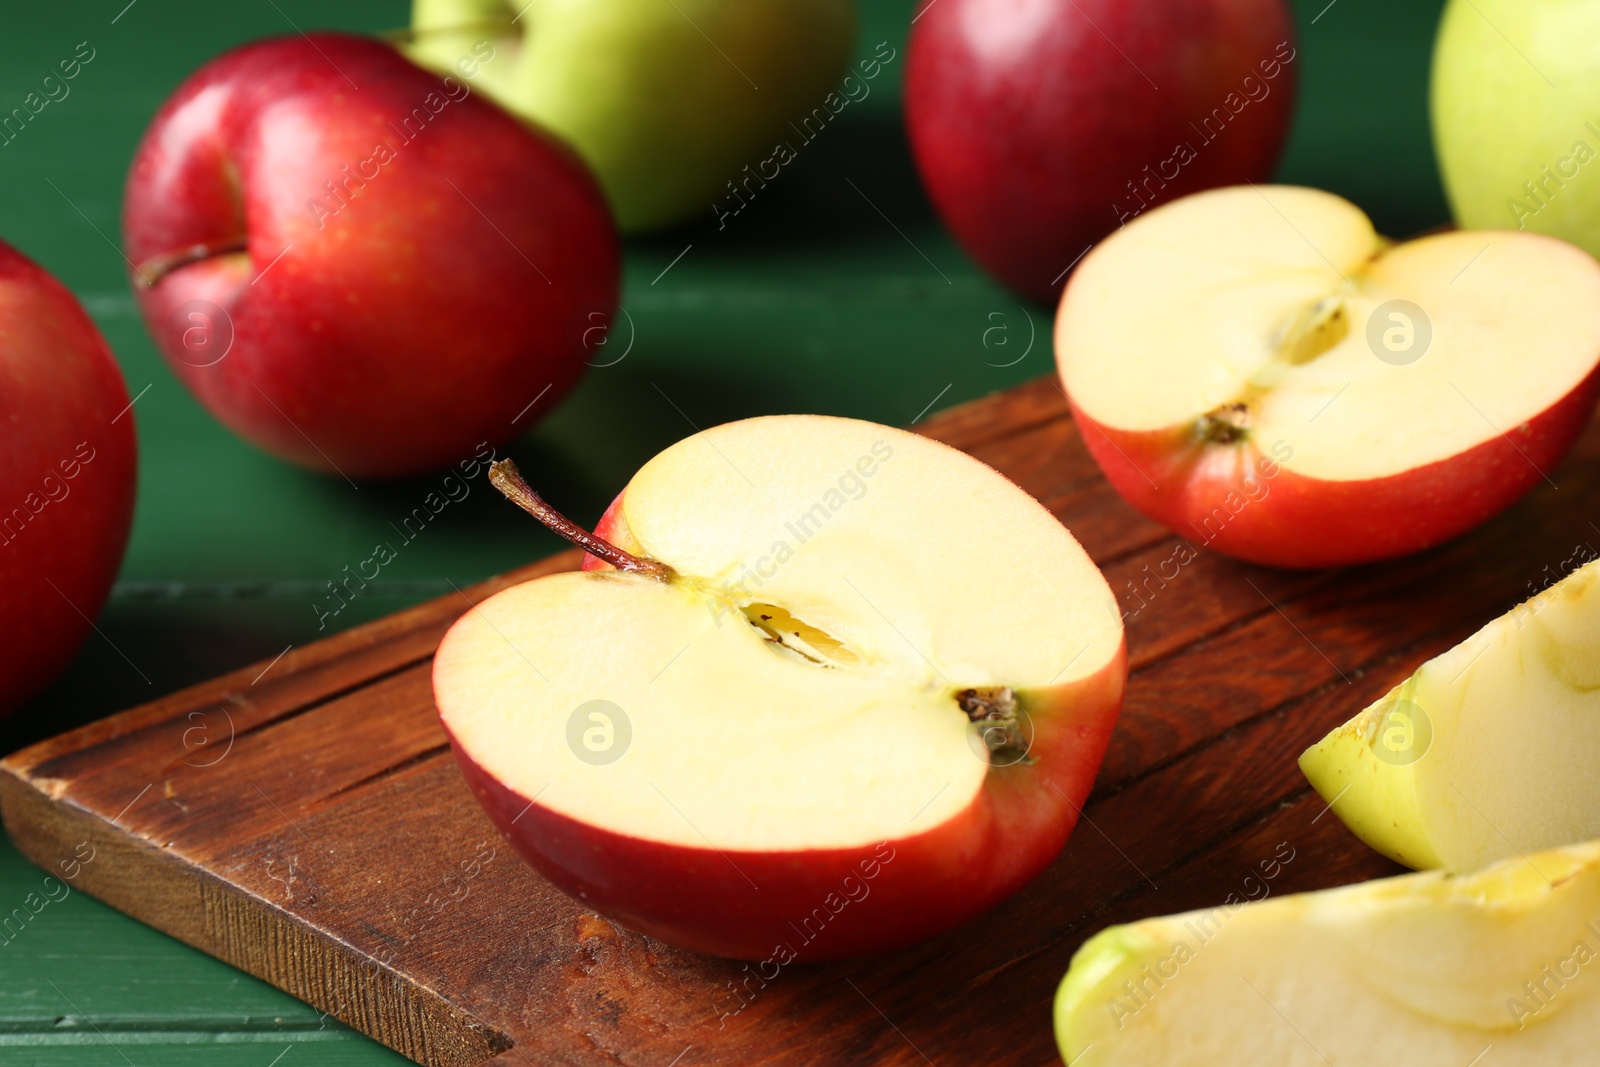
[3,373,1596,1066]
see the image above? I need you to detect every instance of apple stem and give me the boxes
[135,238,251,288]
[488,460,674,582]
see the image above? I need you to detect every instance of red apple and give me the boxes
[905,0,1297,303]
[0,240,137,715]
[1056,185,1600,569]
[123,33,618,479]
[434,416,1127,960]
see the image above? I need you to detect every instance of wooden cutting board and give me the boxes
[3,374,1592,1067]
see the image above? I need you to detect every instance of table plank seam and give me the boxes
[317,742,453,809]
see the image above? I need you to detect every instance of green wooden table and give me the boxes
[0,0,1448,1062]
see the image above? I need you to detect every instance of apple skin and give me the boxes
[124,33,618,478]
[0,240,137,715]
[579,490,630,572]
[904,0,1297,303]
[407,0,857,233]
[1068,362,1600,569]
[1433,0,1600,258]
[444,643,1125,960]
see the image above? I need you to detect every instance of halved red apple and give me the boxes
[1056,185,1600,568]
[433,415,1126,960]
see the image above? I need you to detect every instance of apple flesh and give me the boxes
[124,33,618,478]
[905,0,1297,303]
[433,415,1126,959]
[1055,839,1600,1064]
[1433,0,1600,259]
[1302,558,1600,872]
[1056,185,1600,568]
[0,240,137,715]
[406,0,857,233]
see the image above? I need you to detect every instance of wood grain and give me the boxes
[3,373,1596,1066]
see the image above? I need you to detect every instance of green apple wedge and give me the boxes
[1432,0,1600,256]
[1301,557,1600,873]
[406,0,856,232]
[1056,840,1600,1064]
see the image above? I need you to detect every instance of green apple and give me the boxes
[406,0,857,232]
[1432,0,1600,255]
[1056,840,1600,1064]
[1301,557,1600,873]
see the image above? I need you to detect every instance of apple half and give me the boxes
[433,415,1126,960]
[1302,557,1600,873]
[1055,840,1600,1065]
[1056,184,1600,568]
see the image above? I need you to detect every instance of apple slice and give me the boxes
[1056,184,1600,568]
[1301,557,1600,873]
[1055,840,1600,1065]
[433,415,1126,960]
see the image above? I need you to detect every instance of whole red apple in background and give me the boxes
[124,33,618,479]
[905,0,1298,303]
[0,240,137,715]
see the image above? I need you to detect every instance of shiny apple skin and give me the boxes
[0,241,137,715]
[443,640,1125,960]
[123,33,618,478]
[905,0,1297,303]
[1068,362,1600,569]
[580,490,630,571]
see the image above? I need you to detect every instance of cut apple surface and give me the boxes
[444,571,990,849]
[1056,184,1600,567]
[1055,840,1600,1065]
[1302,557,1600,873]
[433,415,1126,959]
